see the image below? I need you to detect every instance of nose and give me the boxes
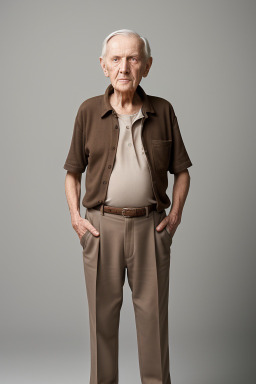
[119,58,129,73]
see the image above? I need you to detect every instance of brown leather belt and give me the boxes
[92,203,157,217]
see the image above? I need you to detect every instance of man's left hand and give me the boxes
[156,210,181,238]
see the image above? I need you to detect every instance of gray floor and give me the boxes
[1,281,255,384]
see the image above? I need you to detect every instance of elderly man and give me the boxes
[63,29,192,384]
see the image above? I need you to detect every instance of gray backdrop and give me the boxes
[1,1,255,383]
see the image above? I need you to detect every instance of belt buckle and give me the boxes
[122,207,133,217]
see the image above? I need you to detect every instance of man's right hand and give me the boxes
[72,215,100,240]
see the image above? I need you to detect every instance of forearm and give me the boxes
[64,171,82,226]
[169,170,191,217]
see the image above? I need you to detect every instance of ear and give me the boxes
[99,57,109,78]
[142,57,153,78]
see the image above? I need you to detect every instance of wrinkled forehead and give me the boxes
[106,35,144,56]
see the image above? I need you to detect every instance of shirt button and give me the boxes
[126,125,130,129]
[98,200,102,203]
[108,165,112,168]
[103,180,107,184]
[112,146,115,150]
[115,125,118,129]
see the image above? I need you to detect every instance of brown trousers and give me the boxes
[80,206,173,384]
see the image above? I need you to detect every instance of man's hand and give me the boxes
[72,214,100,240]
[156,210,181,238]
[155,169,191,238]
[64,172,100,240]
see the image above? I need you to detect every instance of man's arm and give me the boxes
[156,169,191,238]
[64,171,99,239]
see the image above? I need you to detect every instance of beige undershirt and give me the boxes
[105,107,157,207]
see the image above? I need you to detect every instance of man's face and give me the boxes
[100,34,152,93]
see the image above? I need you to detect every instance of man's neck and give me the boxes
[109,90,142,115]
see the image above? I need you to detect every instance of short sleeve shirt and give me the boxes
[63,83,192,212]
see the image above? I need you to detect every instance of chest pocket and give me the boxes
[152,139,172,172]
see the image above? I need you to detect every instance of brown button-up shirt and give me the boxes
[63,83,192,213]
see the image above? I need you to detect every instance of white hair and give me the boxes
[100,29,151,61]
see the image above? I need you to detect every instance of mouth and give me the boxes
[118,79,130,82]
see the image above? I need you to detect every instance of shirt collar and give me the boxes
[100,83,155,118]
